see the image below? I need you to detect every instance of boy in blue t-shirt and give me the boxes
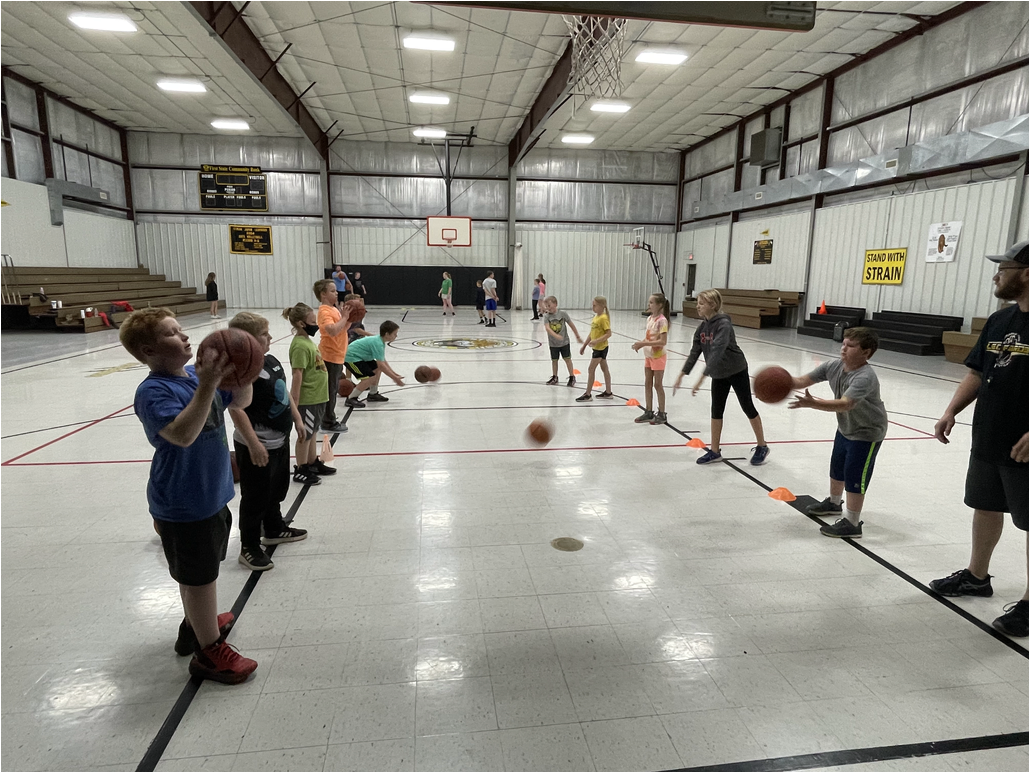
[344,320,405,406]
[121,308,259,685]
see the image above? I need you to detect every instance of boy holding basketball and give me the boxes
[120,308,259,684]
[789,327,888,539]
[314,279,353,434]
[344,320,405,405]
[541,295,582,387]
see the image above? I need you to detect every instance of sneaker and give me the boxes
[293,465,321,485]
[806,497,843,517]
[819,517,863,539]
[992,600,1029,637]
[634,410,655,424]
[262,526,309,546]
[597,391,614,399]
[576,393,593,402]
[322,421,348,433]
[650,411,668,425]
[345,397,366,409]
[750,445,770,466]
[696,449,722,465]
[189,640,258,685]
[310,460,337,476]
[566,376,576,388]
[929,568,994,597]
[366,393,389,403]
[546,376,559,385]
[174,612,235,656]
[478,319,485,325]
[239,547,273,571]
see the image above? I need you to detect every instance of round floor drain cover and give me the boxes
[550,537,584,552]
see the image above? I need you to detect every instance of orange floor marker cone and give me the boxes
[320,434,335,465]
[768,487,796,502]
[686,438,707,448]
[818,300,827,315]
[593,381,602,388]
[573,369,581,375]
[626,398,640,406]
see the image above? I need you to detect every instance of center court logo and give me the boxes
[412,337,519,350]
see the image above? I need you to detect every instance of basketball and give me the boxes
[428,366,441,382]
[338,378,355,398]
[526,419,553,446]
[345,297,365,317]
[196,328,263,389]
[414,365,431,383]
[754,366,793,404]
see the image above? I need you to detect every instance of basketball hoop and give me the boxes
[563,15,626,100]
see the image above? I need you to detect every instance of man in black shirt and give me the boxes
[930,241,1028,638]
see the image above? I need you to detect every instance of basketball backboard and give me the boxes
[427,216,472,247]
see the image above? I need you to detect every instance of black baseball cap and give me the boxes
[986,241,1028,265]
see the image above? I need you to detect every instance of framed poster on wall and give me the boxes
[753,239,773,265]
[229,224,273,255]
[926,222,963,262]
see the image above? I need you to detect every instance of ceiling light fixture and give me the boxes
[561,134,594,144]
[635,50,688,65]
[590,101,631,113]
[409,93,451,105]
[413,127,447,138]
[403,35,455,52]
[69,12,138,32]
[211,119,250,131]
[158,79,207,93]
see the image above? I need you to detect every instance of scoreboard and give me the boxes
[199,165,268,211]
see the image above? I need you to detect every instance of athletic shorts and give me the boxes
[346,360,378,380]
[965,455,1029,531]
[644,355,667,371]
[829,430,882,495]
[476,301,485,311]
[154,506,231,586]
[298,403,326,441]
[550,344,572,361]
[485,298,498,311]
[591,347,609,360]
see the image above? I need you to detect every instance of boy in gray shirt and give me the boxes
[789,327,888,539]
[541,296,582,387]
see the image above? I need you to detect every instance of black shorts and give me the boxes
[591,347,609,360]
[298,403,326,441]
[965,455,1028,530]
[829,431,882,495]
[346,360,378,380]
[550,344,571,361]
[155,506,231,586]
[476,300,485,311]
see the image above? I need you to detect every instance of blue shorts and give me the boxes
[485,298,497,311]
[830,431,882,494]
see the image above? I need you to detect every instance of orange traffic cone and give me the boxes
[593,381,602,388]
[573,369,581,375]
[320,434,335,466]
[768,487,796,502]
[626,398,640,406]
[686,438,706,448]
[818,300,827,315]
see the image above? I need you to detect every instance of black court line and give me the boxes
[668,731,1029,772]
[0,412,136,439]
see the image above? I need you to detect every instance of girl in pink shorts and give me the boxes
[631,293,670,425]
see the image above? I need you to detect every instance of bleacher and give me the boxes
[682,289,803,329]
[942,317,988,363]
[1,266,223,333]
[798,304,966,356]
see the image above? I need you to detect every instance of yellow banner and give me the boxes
[862,248,907,285]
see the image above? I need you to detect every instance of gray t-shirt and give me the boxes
[807,360,887,442]
[543,310,572,347]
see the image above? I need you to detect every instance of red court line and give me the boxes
[1,403,135,466]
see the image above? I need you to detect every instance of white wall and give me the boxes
[136,222,323,309]
[64,210,136,268]
[333,222,506,267]
[1,178,71,266]
[728,210,812,290]
[1018,174,1029,242]
[674,222,731,306]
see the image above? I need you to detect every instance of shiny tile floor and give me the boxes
[2,306,1027,772]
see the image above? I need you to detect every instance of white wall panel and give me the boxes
[673,223,731,307]
[136,222,322,309]
[64,210,136,268]
[1018,175,1029,241]
[728,211,811,290]
[333,223,506,267]
[514,230,676,311]
[0,178,68,266]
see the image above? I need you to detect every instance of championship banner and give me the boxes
[862,248,907,285]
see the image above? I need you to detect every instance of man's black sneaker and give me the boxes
[239,547,273,571]
[366,393,389,403]
[174,612,235,656]
[345,397,366,409]
[993,600,1029,637]
[929,568,994,597]
[819,517,862,539]
[262,527,309,546]
[546,376,559,385]
[293,465,321,485]
[566,376,576,388]
[311,460,337,476]
[806,497,843,517]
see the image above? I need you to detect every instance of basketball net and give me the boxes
[562,15,626,101]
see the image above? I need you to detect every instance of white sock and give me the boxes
[830,493,843,505]
[844,508,861,525]
[369,385,379,395]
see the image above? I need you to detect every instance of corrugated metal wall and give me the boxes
[674,222,732,306]
[1018,175,1029,241]
[808,178,1019,325]
[728,210,812,290]
[136,221,323,309]
[333,222,506,267]
[64,210,137,268]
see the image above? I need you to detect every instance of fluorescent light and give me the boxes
[69,12,137,32]
[158,79,207,93]
[591,101,631,113]
[211,119,250,131]
[403,35,455,52]
[561,134,594,144]
[635,50,688,65]
[409,93,451,105]
[413,127,447,138]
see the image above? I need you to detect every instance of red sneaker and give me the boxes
[174,612,236,656]
[189,640,257,684]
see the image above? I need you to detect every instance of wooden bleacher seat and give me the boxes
[681,289,803,329]
[943,317,987,363]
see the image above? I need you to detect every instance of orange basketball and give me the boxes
[414,365,431,383]
[345,298,365,318]
[338,378,355,398]
[754,366,793,404]
[196,328,263,389]
[428,366,441,382]
[526,419,553,446]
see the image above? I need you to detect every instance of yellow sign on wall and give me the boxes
[862,248,907,285]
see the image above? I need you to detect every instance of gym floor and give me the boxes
[1,307,1027,772]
